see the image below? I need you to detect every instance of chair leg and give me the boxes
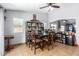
[28,40,31,48]
[29,42,30,48]
[31,44,33,50]
[31,42,34,50]
[34,44,36,54]
[41,41,44,51]
[38,42,42,50]
[52,40,54,48]
[48,42,50,51]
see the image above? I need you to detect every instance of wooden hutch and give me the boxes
[25,14,44,43]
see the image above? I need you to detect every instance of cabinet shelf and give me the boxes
[25,19,44,43]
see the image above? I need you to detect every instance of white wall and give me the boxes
[4,10,48,44]
[0,8,4,56]
[48,3,79,45]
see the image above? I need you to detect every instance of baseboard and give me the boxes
[12,43,26,46]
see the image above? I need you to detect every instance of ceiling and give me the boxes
[0,3,77,13]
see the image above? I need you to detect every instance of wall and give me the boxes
[48,3,79,45]
[0,8,4,56]
[48,4,79,22]
[4,10,48,44]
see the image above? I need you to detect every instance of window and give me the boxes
[50,24,57,30]
[60,26,65,32]
[13,17,24,33]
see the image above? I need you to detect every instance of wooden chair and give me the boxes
[55,32,63,43]
[30,31,43,54]
[26,31,32,48]
[43,32,54,50]
[48,32,55,49]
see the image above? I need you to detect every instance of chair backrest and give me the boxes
[27,31,31,39]
[30,31,36,41]
[56,32,63,40]
[48,32,54,40]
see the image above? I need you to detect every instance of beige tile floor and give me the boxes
[5,43,79,56]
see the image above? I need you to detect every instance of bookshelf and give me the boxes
[25,14,44,43]
[26,20,44,34]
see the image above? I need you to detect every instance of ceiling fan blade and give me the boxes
[52,5,60,8]
[40,6,48,9]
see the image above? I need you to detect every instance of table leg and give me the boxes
[6,39,14,51]
[6,39,10,51]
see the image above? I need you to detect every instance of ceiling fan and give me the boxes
[40,3,60,9]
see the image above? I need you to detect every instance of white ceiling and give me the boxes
[0,3,77,13]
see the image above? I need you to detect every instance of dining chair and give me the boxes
[55,32,63,43]
[48,32,55,48]
[26,31,32,48]
[43,32,54,50]
[30,31,43,54]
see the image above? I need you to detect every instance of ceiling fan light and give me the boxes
[48,6,53,11]
[49,6,51,9]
